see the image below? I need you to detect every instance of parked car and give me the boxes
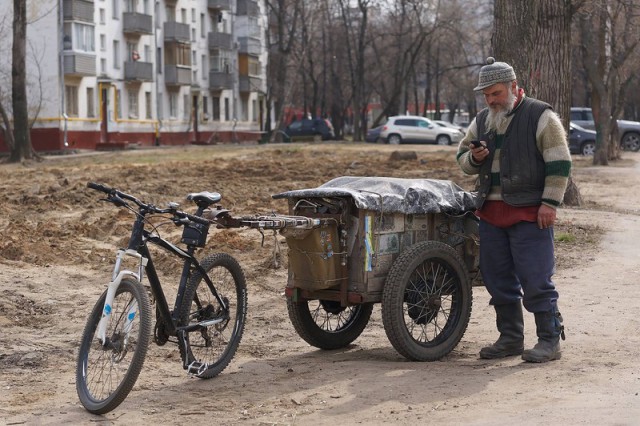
[379,115,464,145]
[284,118,335,141]
[569,122,596,156]
[570,107,640,151]
[365,125,384,143]
[434,120,465,136]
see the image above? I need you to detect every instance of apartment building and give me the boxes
[0,0,268,151]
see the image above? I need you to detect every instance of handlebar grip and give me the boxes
[183,212,211,226]
[87,182,113,194]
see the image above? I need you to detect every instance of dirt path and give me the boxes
[1,145,639,425]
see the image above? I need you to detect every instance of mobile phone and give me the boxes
[470,140,483,148]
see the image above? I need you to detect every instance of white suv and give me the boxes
[380,115,464,145]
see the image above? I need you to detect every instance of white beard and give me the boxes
[485,89,517,133]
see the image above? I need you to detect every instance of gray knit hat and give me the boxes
[473,57,517,91]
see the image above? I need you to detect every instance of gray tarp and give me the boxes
[273,176,478,215]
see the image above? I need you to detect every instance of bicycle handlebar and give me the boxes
[87,182,210,226]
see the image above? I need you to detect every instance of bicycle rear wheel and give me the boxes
[76,277,151,414]
[179,253,247,379]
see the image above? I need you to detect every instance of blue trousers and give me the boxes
[479,220,559,313]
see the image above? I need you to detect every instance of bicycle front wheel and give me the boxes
[179,253,247,379]
[76,277,151,414]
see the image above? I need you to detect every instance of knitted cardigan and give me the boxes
[456,95,571,208]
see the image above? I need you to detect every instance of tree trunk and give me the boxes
[10,0,34,162]
[493,0,581,205]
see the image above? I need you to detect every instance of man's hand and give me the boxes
[471,141,489,163]
[537,204,557,229]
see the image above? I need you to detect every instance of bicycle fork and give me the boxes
[96,249,148,347]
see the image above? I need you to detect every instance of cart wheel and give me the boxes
[381,241,472,361]
[287,299,374,350]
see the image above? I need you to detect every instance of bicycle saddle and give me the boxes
[187,191,222,208]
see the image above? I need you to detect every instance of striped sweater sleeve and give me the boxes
[456,118,482,175]
[536,110,572,208]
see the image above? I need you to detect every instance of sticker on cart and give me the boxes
[364,215,374,271]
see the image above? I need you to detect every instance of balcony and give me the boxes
[208,0,231,10]
[237,0,259,16]
[164,21,190,43]
[63,0,94,23]
[209,71,233,91]
[165,65,192,86]
[208,32,233,50]
[124,61,153,82]
[239,75,262,93]
[63,52,96,76]
[238,37,261,56]
[123,12,153,35]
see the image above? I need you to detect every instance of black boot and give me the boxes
[479,302,524,359]
[522,307,565,363]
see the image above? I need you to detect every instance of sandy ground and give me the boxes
[0,143,639,425]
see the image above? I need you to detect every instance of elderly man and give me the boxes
[456,57,571,363]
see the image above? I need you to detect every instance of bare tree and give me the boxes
[265,0,301,142]
[9,0,35,162]
[492,0,581,206]
[577,0,640,165]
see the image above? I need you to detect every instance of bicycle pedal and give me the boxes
[186,360,209,377]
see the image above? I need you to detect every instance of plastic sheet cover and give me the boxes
[273,176,477,214]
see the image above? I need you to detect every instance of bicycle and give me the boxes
[76,182,248,414]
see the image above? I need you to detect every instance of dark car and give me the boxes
[571,107,640,151]
[365,125,383,143]
[569,122,596,156]
[284,118,335,141]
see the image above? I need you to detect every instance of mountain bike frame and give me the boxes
[92,185,229,373]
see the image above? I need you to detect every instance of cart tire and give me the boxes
[381,241,472,361]
[287,299,374,350]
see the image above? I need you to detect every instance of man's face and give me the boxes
[482,82,515,112]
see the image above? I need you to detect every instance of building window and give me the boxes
[200,13,205,37]
[99,8,105,24]
[127,42,137,62]
[203,95,208,120]
[191,28,196,41]
[183,94,189,120]
[116,89,122,118]
[169,92,177,118]
[248,57,260,76]
[224,97,229,121]
[165,43,191,66]
[202,54,207,78]
[112,0,119,18]
[113,40,120,69]
[144,45,151,62]
[145,91,152,119]
[126,0,137,13]
[248,17,260,37]
[210,50,231,73]
[241,98,248,121]
[181,8,187,23]
[100,58,106,73]
[191,8,195,22]
[65,85,78,117]
[128,89,138,118]
[157,47,162,73]
[166,6,175,22]
[212,96,220,121]
[252,99,258,122]
[87,87,95,118]
[143,0,150,14]
[63,22,95,52]
[157,93,163,120]
[100,34,106,51]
